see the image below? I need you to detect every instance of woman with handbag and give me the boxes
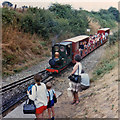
[27,74,48,118]
[69,54,82,105]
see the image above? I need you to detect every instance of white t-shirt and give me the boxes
[28,83,48,108]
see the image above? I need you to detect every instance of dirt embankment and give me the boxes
[53,62,118,118]
[2,27,51,76]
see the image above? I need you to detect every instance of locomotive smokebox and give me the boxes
[49,59,56,67]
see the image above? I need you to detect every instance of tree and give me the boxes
[108,7,119,21]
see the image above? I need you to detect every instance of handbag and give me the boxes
[23,99,36,114]
[53,90,57,103]
[68,65,81,83]
[23,85,37,114]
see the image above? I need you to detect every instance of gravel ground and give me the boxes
[53,64,118,118]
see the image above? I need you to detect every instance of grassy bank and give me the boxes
[2,27,51,76]
[91,42,118,82]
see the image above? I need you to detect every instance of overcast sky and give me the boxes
[1,0,119,11]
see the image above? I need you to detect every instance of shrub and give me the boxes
[109,30,119,45]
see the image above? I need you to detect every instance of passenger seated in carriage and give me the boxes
[84,41,87,54]
[105,32,108,39]
[79,42,84,56]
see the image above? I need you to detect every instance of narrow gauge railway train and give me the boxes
[46,28,110,73]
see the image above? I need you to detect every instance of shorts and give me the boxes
[36,105,47,114]
[47,100,54,108]
[70,81,89,92]
[71,81,81,92]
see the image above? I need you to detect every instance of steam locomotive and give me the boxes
[46,28,110,73]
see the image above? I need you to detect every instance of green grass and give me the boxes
[39,41,47,46]
[91,42,118,82]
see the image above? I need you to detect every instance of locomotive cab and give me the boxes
[46,42,72,73]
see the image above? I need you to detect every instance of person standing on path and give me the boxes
[69,54,82,105]
[27,74,48,119]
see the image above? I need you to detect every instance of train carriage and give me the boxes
[97,28,110,44]
[64,35,89,63]
[97,28,110,35]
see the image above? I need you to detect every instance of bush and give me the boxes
[109,30,119,45]
[92,42,118,81]
[2,8,16,25]
[2,5,118,40]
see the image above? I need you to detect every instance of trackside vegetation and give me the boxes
[2,4,119,39]
[91,31,118,82]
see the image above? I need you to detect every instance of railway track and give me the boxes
[1,70,54,115]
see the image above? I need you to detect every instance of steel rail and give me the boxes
[1,70,52,115]
[0,70,47,93]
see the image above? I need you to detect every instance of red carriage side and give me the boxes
[64,35,89,63]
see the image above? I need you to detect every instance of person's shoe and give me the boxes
[71,100,76,105]
[51,116,54,120]
[75,100,79,105]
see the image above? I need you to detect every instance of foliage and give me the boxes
[2,8,16,25]
[49,4,89,36]
[2,5,119,40]
[85,8,117,28]
[109,29,119,45]
[108,7,120,22]
[91,42,118,82]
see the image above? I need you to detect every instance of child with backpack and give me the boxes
[46,82,57,120]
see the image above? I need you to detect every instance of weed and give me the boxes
[112,104,114,110]
[92,42,118,81]
[39,41,47,46]
[13,68,22,73]
[31,47,41,55]
[94,109,97,112]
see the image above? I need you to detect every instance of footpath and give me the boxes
[54,66,118,118]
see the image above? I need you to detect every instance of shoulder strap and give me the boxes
[48,91,50,99]
[34,84,37,92]
[34,85,37,100]
[78,63,81,75]
[52,89,55,94]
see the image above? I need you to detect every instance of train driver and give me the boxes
[54,52,60,61]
